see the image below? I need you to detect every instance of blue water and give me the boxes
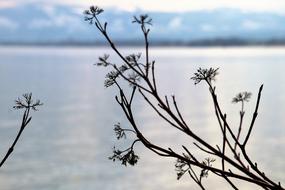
[0,46,284,190]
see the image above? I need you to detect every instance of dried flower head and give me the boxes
[84,6,104,24]
[232,92,252,103]
[84,6,103,16]
[96,54,110,67]
[200,157,215,179]
[132,14,152,25]
[125,53,141,64]
[109,147,139,166]
[114,123,126,140]
[175,157,190,180]
[104,70,120,88]
[191,67,219,85]
[13,93,43,111]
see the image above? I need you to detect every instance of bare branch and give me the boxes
[0,93,42,168]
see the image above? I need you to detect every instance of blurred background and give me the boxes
[0,1,285,190]
[1,0,285,45]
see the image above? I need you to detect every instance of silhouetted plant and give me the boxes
[0,93,42,168]
[109,145,140,166]
[85,6,284,190]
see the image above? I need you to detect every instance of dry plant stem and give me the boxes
[188,166,206,190]
[243,85,263,146]
[0,109,30,167]
[240,86,279,187]
[208,82,280,188]
[142,25,150,77]
[210,88,248,172]
[116,88,276,189]
[100,29,145,79]
[234,93,248,152]
[209,84,266,172]
[0,98,38,168]
[94,13,156,94]
[87,9,284,189]
[151,61,157,90]
[114,71,275,188]
[222,114,227,170]
[0,93,42,168]
[116,71,280,189]
[112,27,280,190]
[119,34,279,190]
[112,65,152,93]
[234,107,244,151]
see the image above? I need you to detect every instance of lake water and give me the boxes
[0,46,284,190]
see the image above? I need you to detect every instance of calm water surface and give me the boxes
[0,46,284,190]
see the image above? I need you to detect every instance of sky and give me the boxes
[0,0,285,43]
[2,0,285,14]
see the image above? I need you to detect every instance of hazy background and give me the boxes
[0,0,285,44]
[0,1,285,190]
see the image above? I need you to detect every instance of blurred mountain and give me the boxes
[0,3,285,45]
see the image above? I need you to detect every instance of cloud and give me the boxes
[9,0,285,14]
[0,1,16,9]
[168,17,182,29]
[29,14,80,30]
[242,20,262,30]
[28,5,82,31]
[0,17,18,29]
[41,4,56,17]
[48,0,285,14]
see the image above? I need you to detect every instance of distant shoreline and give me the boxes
[1,38,285,47]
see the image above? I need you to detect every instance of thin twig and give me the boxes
[243,84,263,146]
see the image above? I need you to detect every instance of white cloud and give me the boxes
[55,14,76,26]
[242,20,262,30]
[0,1,16,9]
[25,3,81,30]
[28,3,80,30]
[41,4,56,17]
[0,17,18,29]
[168,17,182,29]
[9,0,285,13]
[44,0,285,14]
[29,14,79,29]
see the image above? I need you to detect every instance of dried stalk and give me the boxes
[84,6,284,190]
